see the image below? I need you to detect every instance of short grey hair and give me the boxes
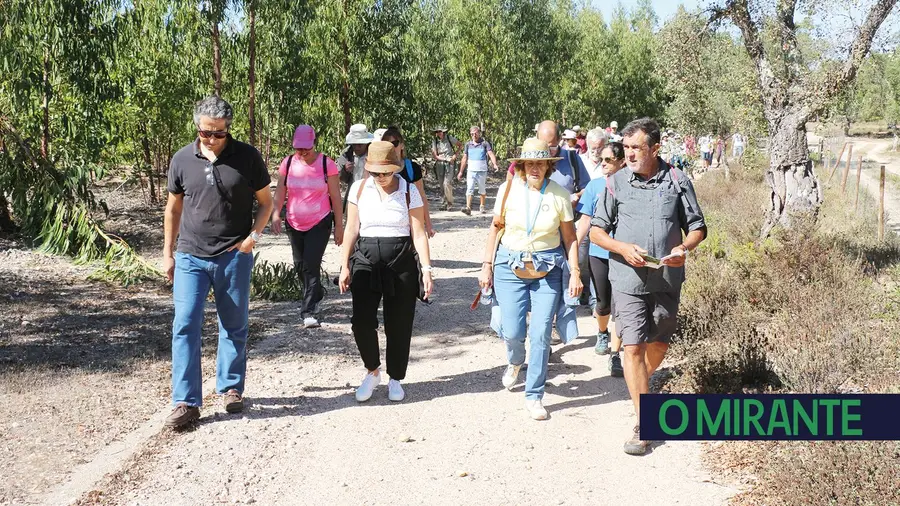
[586,127,608,146]
[193,96,234,128]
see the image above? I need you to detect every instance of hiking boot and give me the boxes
[501,363,522,390]
[165,403,200,428]
[461,207,472,216]
[550,327,562,345]
[609,352,624,377]
[595,330,611,355]
[624,425,649,455]
[223,389,244,413]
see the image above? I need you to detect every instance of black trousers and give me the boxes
[286,214,333,317]
[350,237,418,380]
[589,256,613,317]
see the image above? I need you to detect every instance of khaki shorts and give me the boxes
[612,290,680,346]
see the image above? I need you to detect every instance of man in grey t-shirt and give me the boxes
[590,117,707,456]
[430,126,461,211]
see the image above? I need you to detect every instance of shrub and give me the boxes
[250,254,303,301]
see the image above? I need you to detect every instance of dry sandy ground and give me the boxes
[829,136,900,233]
[3,179,739,506]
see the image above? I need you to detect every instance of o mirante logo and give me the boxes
[640,394,900,441]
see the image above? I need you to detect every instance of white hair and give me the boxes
[586,127,609,146]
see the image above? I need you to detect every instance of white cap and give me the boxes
[572,125,581,132]
[610,121,618,128]
[562,129,577,140]
[372,128,387,141]
[345,123,374,145]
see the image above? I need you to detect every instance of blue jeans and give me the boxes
[172,250,253,407]
[493,261,563,400]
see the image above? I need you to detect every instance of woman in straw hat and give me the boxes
[478,138,583,420]
[339,141,434,403]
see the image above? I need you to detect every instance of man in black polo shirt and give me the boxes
[163,96,273,429]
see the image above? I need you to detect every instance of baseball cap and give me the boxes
[292,125,315,149]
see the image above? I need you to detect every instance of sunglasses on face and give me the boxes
[602,157,619,163]
[387,139,401,147]
[371,172,393,178]
[198,130,228,139]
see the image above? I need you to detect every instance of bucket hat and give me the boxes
[364,141,403,173]
[345,124,374,145]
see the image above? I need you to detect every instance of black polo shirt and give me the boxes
[167,136,271,257]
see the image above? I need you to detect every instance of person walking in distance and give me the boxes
[339,141,434,403]
[458,126,500,215]
[162,96,273,428]
[590,118,706,455]
[270,124,344,329]
[381,127,436,237]
[336,123,375,209]
[431,126,462,211]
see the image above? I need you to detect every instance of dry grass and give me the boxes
[663,159,900,505]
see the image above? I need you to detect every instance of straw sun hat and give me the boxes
[508,138,563,163]
[364,141,402,174]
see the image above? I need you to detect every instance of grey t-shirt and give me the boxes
[590,159,706,295]
[167,137,271,257]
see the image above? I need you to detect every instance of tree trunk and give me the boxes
[761,112,823,237]
[339,40,351,135]
[0,193,15,232]
[40,49,51,159]
[141,136,156,204]
[247,0,257,146]
[212,21,222,96]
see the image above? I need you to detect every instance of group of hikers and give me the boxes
[162,95,707,456]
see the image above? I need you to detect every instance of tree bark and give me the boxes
[760,111,822,237]
[247,0,257,146]
[40,48,51,159]
[0,193,15,232]
[212,21,222,97]
[141,136,156,204]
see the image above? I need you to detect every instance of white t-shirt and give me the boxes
[580,152,604,180]
[348,176,424,238]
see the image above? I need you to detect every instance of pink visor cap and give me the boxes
[292,125,315,149]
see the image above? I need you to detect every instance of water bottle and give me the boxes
[480,286,494,305]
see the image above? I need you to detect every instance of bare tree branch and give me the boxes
[807,0,899,113]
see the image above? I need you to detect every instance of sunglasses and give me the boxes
[602,157,618,163]
[386,139,401,147]
[371,172,394,178]
[198,130,228,139]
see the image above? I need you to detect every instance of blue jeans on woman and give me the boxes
[171,250,253,407]
[493,255,563,400]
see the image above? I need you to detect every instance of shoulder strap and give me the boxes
[669,167,685,194]
[282,155,293,197]
[492,179,515,229]
[355,175,368,202]
[568,149,580,191]
[322,153,328,182]
[405,159,414,181]
[405,178,412,207]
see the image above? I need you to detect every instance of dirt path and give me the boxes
[826,136,900,233]
[20,195,736,506]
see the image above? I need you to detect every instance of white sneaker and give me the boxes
[387,379,405,402]
[525,399,549,420]
[501,364,522,390]
[355,371,381,402]
[480,206,487,214]
[303,316,320,328]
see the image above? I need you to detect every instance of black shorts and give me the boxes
[613,290,680,346]
[588,256,613,317]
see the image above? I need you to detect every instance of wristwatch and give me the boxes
[250,231,262,243]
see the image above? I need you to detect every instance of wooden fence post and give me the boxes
[854,155,863,212]
[840,143,854,195]
[879,165,886,241]
[827,142,847,184]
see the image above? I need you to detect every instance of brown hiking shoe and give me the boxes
[224,389,244,413]
[165,403,200,429]
[624,425,650,455]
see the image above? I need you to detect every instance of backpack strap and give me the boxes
[282,155,293,199]
[492,178,515,229]
[355,175,368,202]
[405,159,414,181]
[567,149,581,192]
[322,153,328,183]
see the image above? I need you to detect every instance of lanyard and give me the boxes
[524,179,548,238]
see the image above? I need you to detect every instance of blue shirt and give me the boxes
[550,149,591,194]
[576,178,611,259]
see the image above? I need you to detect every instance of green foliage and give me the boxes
[250,254,303,301]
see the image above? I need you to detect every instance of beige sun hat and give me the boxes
[508,138,563,162]
[364,141,402,173]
